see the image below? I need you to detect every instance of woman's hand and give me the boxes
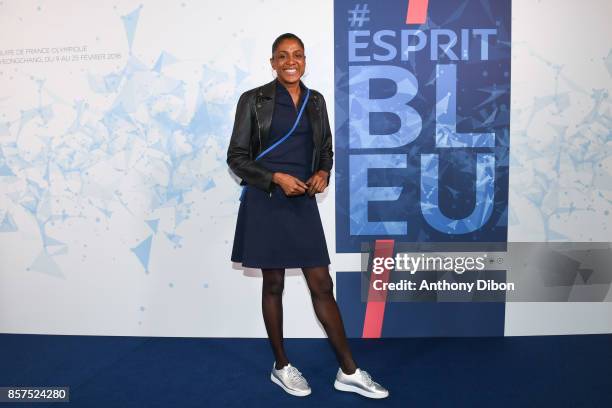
[305,170,329,197]
[272,172,309,196]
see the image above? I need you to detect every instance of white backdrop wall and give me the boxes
[0,0,610,337]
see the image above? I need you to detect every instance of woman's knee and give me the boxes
[262,269,285,296]
[308,273,334,299]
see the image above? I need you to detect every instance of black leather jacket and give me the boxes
[226,79,333,194]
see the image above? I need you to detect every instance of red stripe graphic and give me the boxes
[406,0,429,24]
[362,239,395,338]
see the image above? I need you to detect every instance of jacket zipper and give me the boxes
[254,99,262,156]
[254,98,272,198]
[319,103,323,171]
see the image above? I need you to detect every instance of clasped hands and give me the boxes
[272,170,329,197]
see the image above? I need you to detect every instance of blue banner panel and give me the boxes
[334,0,511,337]
[334,0,511,252]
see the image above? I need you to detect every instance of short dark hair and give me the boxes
[271,33,305,56]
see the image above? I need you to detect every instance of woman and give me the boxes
[227,33,388,399]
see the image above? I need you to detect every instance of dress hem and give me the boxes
[231,259,331,269]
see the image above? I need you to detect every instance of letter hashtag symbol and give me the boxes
[348,3,370,28]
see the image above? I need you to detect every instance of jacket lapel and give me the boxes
[254,79,276,150]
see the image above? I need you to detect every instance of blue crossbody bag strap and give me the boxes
[239,88,310,201]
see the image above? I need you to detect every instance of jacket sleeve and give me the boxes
[317,93,334,185]
[226,92,275,193]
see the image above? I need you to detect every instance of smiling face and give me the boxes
[270,38,306,86]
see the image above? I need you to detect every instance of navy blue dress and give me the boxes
[231,80,331,269]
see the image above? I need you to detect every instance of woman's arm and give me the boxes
[226,92,276,193]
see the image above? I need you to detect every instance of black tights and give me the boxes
[261,266,357,374]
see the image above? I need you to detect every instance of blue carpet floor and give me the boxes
[0,334,610,407]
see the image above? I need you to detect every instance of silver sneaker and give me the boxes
[270,362,312,397]
[334,368,389,399]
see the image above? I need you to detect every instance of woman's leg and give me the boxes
[302,266,358,374]
[261,268,289,369]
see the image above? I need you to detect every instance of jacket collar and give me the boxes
[256,78,307,100]
[256,78,277,100]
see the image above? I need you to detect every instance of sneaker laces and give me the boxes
[359,370,374,387]
[286,366,305,384]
